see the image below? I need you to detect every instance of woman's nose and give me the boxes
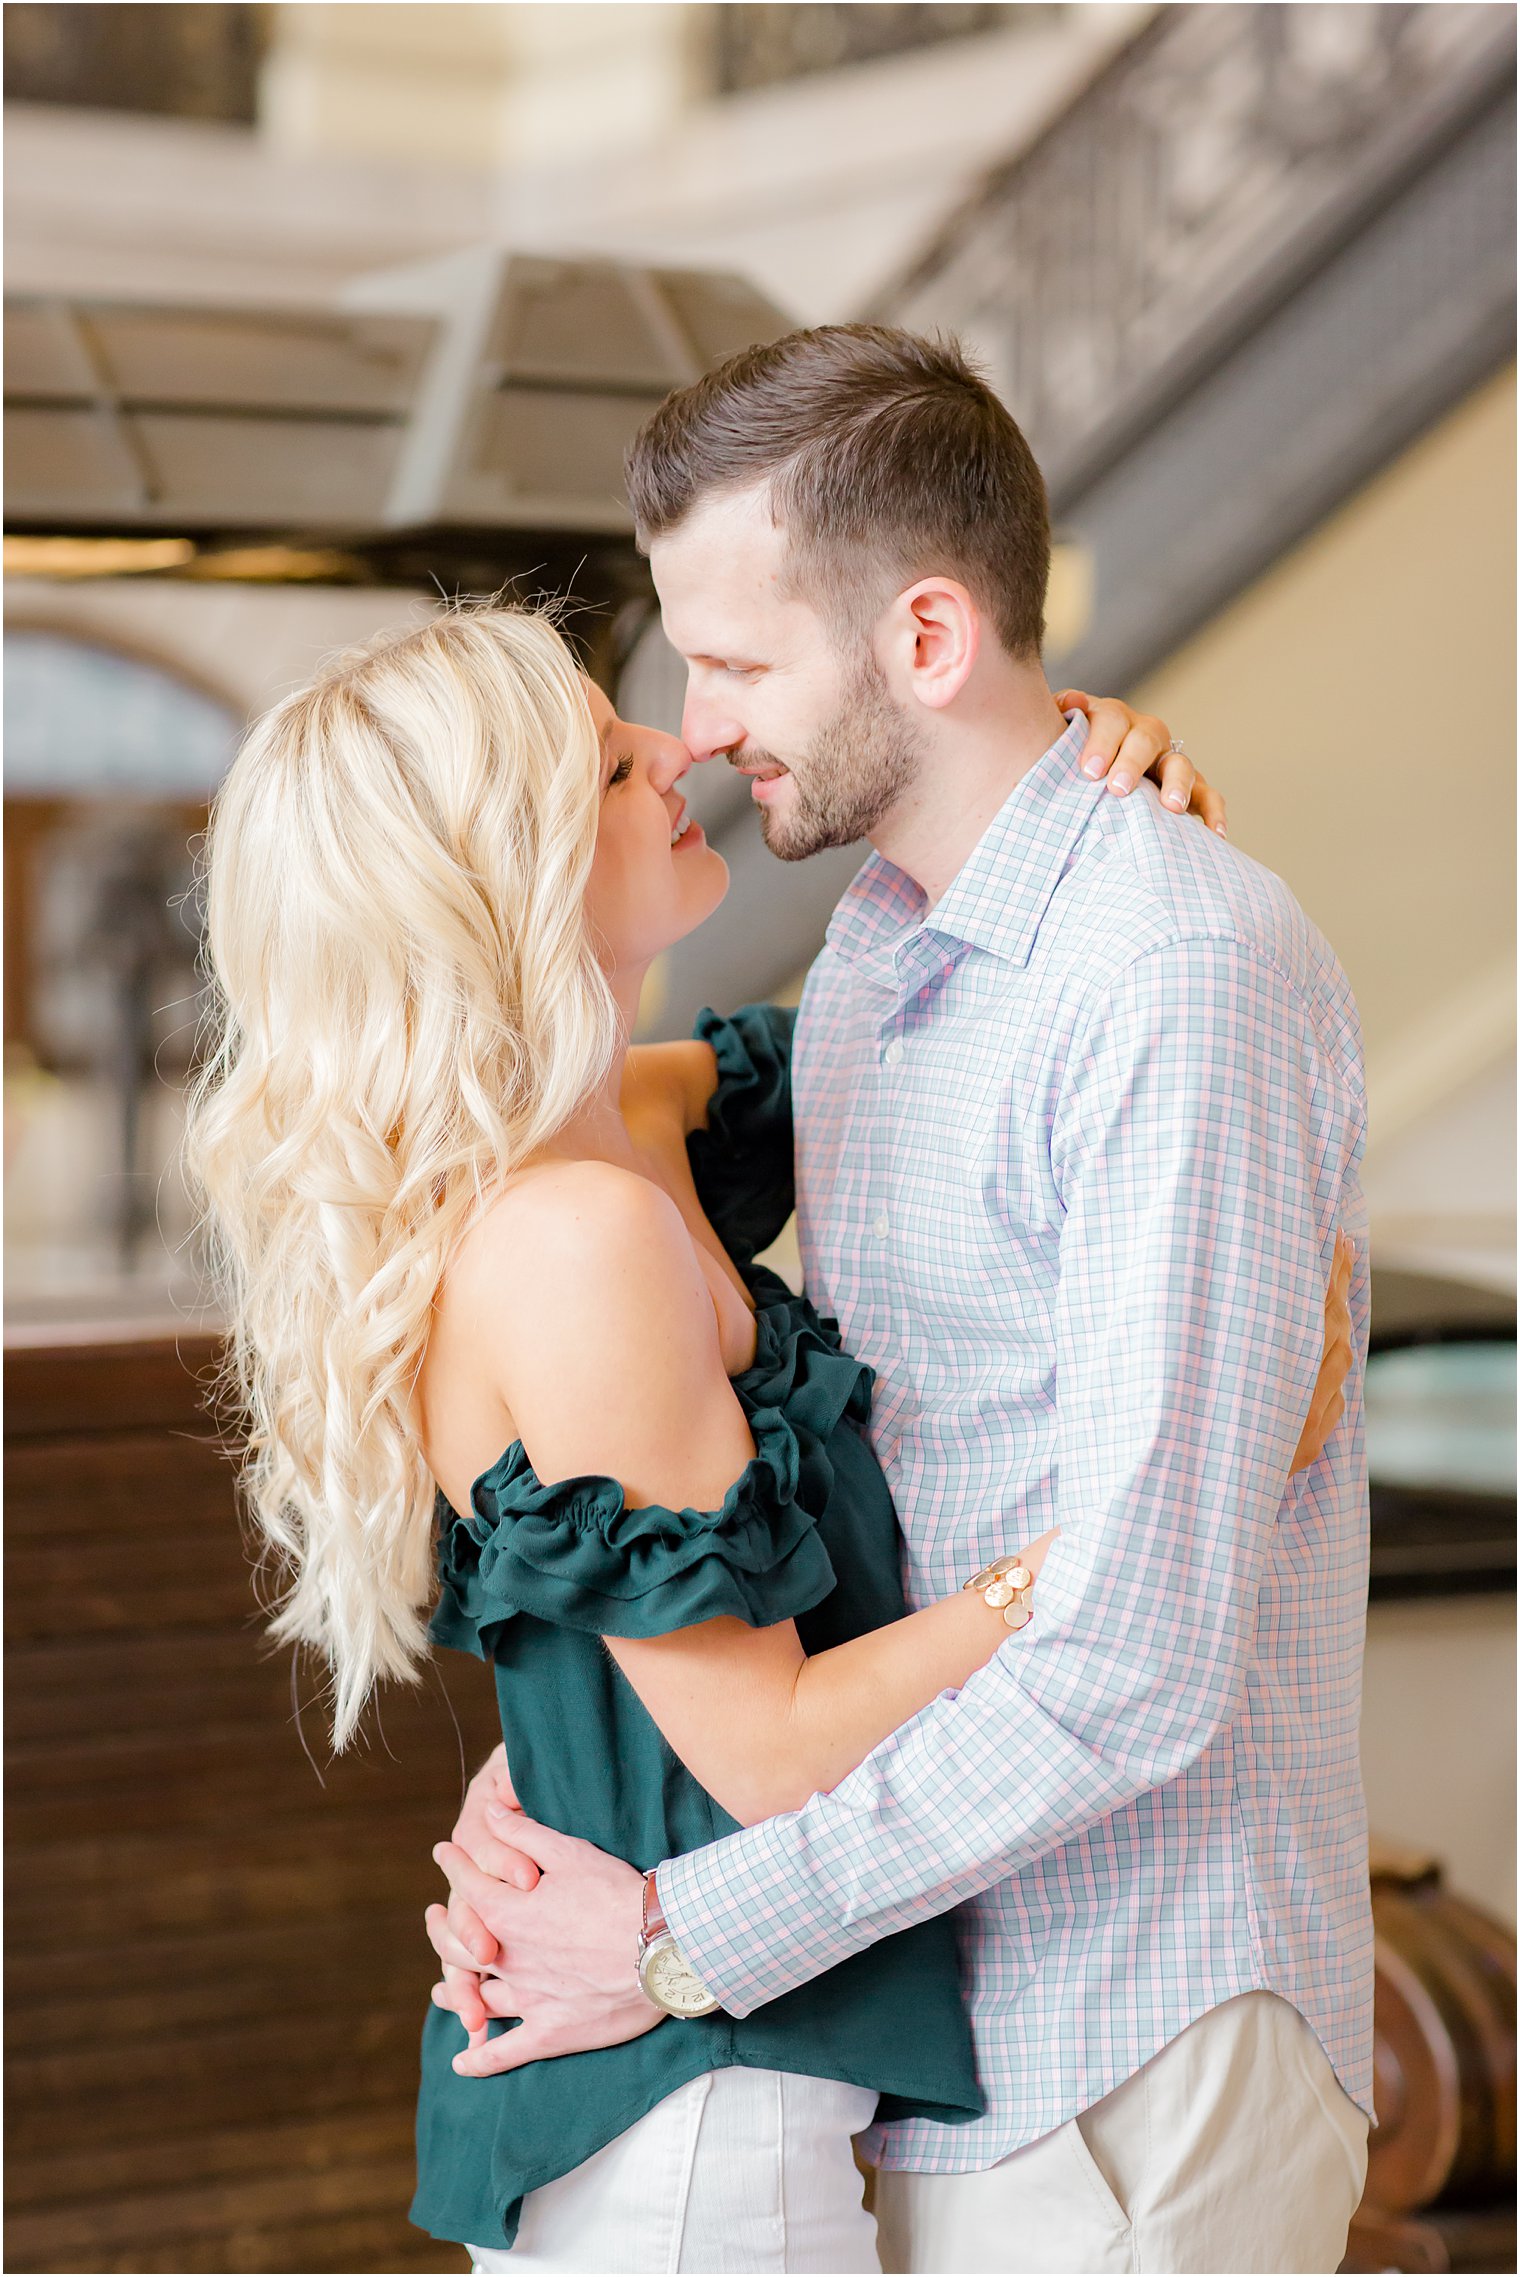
[648,733,696,793]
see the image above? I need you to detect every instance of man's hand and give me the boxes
[1291,1232,1355,1475]
[1056,690,1228,836]
[427,1816,663,2079]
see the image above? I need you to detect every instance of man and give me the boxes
[428,325,1374,2272]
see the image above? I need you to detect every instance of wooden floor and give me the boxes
[6,1332,503,2274]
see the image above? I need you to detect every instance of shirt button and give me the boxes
[872,1212,890,1240]
[882,1038,904,1068]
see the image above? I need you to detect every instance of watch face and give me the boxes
[644,1938,717,2017]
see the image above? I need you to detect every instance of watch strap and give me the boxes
[640,1868,668,1951]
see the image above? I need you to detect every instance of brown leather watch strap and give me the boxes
[641,1868,668,1948]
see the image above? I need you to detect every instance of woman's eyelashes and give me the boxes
[606,753,635,790]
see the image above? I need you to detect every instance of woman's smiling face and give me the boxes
[581,679,729,979]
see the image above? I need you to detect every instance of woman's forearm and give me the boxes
[766,1582,1028,1822]
[606,1452,1056,1825]
[633,1528,1057,1829]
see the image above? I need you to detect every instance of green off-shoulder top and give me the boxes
[411,1005,983,2252]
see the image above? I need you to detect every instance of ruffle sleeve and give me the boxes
[685,1003,797,1267]
[430,1290,871,1660]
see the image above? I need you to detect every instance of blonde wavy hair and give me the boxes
[185,607,617,1746]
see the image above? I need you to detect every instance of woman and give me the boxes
[188,608,1349,2274]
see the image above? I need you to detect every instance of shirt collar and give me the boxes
[823,848,927,972]
[825,710,1106,981]
[929,710,1103,967]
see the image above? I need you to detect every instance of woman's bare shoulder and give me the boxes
[453,1158,691,1315]
[442,1158,742,1501]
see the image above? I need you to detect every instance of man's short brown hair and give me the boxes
[625,323,1050,658]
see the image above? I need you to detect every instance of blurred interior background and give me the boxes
[5,7,1515,2274]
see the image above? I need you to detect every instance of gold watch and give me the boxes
[636,1870,720,2018]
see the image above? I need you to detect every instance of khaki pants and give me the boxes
[873,1992,1369,2275]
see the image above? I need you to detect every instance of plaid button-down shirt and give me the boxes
[662,713,1376,2168]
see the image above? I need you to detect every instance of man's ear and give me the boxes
[882,577,980,710]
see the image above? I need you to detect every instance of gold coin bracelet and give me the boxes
[964,1552,1036,1631]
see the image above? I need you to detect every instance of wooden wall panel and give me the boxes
[5,1333,502,2274]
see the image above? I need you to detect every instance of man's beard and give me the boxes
[749,652,925,862]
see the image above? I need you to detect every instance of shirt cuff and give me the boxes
[657,1813,871,2019]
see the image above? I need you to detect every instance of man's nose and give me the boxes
[680,693,743,768]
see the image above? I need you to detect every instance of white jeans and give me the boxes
[874,1992,1370,2274]
[468,2068,881,2274]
